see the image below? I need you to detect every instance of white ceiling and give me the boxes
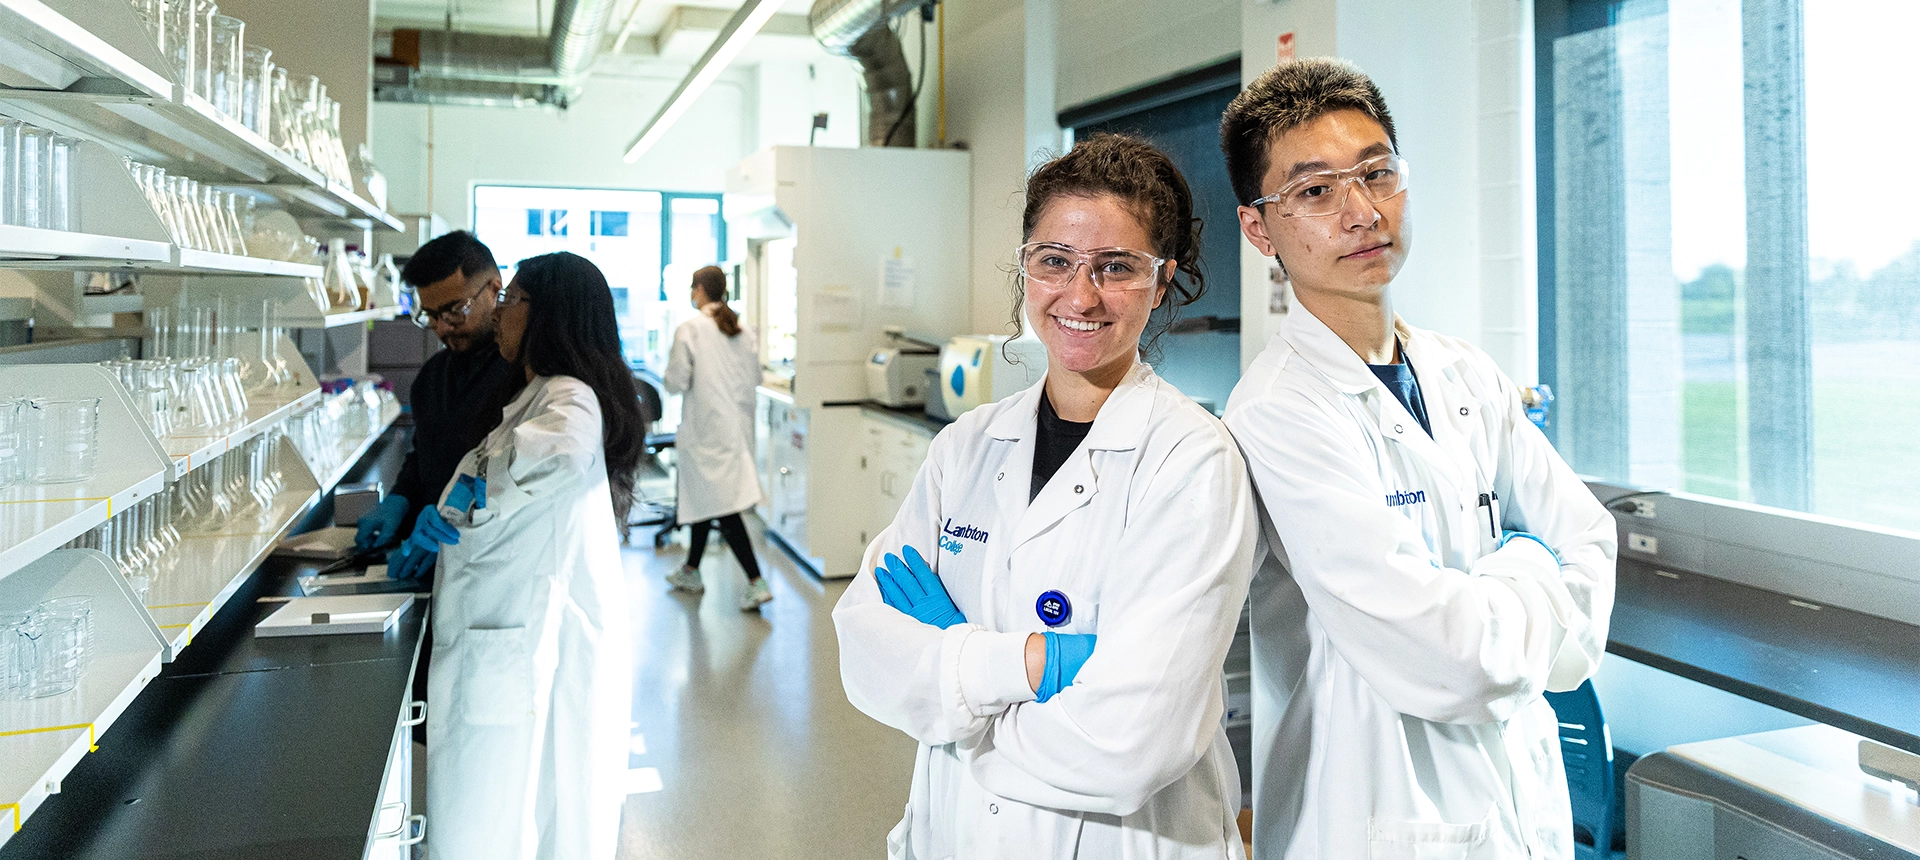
[375,0,823,62]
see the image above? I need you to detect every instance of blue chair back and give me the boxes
[1544,680,1614,857]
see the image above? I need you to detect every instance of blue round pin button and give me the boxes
[1036,590,1071,627]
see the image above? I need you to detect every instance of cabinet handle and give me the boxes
[401,700,426,727]
[375,802,408,839]
[397,814,427,846]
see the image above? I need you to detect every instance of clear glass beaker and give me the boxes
[49,135,76,231]
[165,0,197,97]
[0,399,23,489]
[208,14,243,119]
[0,119,20,226]
[39,595,94,663]
[27,397,101,484]
[193,0,218,101]
[20,611,83,698]
[241,45,272,136]
[18,126,53,229]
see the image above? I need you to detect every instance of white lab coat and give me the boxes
[1221,309,1616,860]
[663,305,763,523]
[425,375,632,860]
[835,362,1257,860]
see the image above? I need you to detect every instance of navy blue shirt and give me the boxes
[1368,353,1433,438]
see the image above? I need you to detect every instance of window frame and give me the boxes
[1533,0,1920,623]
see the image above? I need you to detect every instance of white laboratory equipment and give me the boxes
[1626,725,1920,859]
[727,146,971,577]
[937,334,1047,419]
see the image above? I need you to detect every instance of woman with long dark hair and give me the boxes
[406,251,640,860]
[662,265,770,610]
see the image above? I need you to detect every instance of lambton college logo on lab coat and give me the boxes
[1385,489,1427,507]
[939,518,989,555]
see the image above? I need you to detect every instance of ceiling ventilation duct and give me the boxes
[809,0,920,146]
[376,0,618,108]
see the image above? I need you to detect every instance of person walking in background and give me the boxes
[662,265,772,611]
[407,252,643,860]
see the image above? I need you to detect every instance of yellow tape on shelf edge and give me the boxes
[0,722,99,753]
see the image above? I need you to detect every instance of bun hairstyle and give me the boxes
[691,265,741,337]
[1015,133,1206,358]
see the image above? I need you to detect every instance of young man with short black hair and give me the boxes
[1220,58,1617,859]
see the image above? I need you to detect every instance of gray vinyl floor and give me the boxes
[614,512,914,859]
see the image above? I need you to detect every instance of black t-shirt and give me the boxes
[1031,389,1094,502]
[1368,346,1433,438]
[391,339,520,538]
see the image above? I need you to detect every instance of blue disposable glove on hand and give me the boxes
[1499,530,1561,565]
[386,543,436,580]
[872,545,967,629]
[408,506,461,552]
[354,494,410,551]
[443,474,487,514]
[1036,632,1097,703]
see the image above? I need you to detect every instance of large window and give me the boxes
[1537,0,1920,534]
[472,185,725,368]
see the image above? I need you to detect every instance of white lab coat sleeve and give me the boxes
[833,433,1034,748]
[1484,365,1617,693]
[662,322,694,395]
[967,426,1257,816]
[1232,389,1575,725]
[463,380,602,528]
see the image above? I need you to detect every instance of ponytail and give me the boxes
[711,301,742,337]
[689,265,741,337]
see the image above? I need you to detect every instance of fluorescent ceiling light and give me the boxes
[623,0,785,163]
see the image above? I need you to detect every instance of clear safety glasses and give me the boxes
[1016,242,1167,292]
[410,280,489,329]
[1249,153,1410,219]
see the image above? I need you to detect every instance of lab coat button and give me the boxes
[996,472,1003,481]
[1394,424,1404,434]
[1074,485,1084,494]
[1460,407,1470,416]
[988,803,999,814]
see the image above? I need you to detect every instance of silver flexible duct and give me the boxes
[809,0,919,146]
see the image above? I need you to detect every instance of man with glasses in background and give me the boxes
[355,229,517,577]
[353,231,518,750]
[1219,59,1616,859]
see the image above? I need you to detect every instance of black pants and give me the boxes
[687,512,761,581]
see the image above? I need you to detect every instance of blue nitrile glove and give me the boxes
[386,543,436,580]
[443,474,487,514]
[872,545,967,629]
[354,494,410,551]
[1499,530,1561,566]
[1036,632,1097,703]
[409,506,461,551]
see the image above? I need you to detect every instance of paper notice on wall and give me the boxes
[816,286,859,333]
[1278,32,1296,62]
[879,252,916,309]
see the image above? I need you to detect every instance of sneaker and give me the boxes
[738,578,772,611]
[666,565,704,594]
